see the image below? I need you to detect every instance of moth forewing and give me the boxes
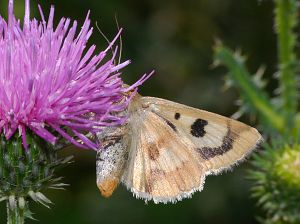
[119,95,262,203]
[140,96,262,173]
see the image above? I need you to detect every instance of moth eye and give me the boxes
[174,112,180,120]
[190,118,208,137]
[141,101,152,109]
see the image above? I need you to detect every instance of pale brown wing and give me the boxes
[121,95,262,203]
[141,97,263,174]
[121,108,206,203]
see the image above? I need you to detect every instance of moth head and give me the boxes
[97,178,119,198]
[121,84,136,97]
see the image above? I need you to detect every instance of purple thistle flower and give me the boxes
[0,0,150,150]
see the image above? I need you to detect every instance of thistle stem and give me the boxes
[7,198,25,224]
[275,0,298,124]
[214,44,286,134]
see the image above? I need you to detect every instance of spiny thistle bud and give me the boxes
[0,131,72,221]
[249,144,300,224]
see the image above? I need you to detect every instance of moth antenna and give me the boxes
[95,21,117,65]
[114,13,123,65]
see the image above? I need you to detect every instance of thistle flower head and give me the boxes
[0,0,149,150]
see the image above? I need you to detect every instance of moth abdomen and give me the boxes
[96,126,129,197]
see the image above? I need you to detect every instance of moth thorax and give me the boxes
[96,130,129,197]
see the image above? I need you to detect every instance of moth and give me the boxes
[96,92,262,204]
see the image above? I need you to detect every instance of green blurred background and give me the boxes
[0,0,277,223]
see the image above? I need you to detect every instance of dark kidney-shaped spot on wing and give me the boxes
[190,119,208,137]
